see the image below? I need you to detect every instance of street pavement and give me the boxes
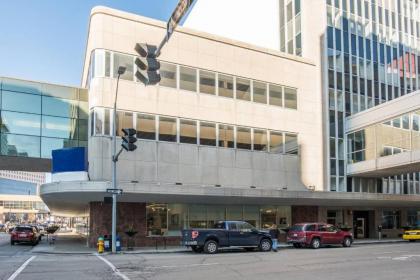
[1,232,420,280]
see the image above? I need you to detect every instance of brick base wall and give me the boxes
[88,201,181,248]
[291,206,319,224]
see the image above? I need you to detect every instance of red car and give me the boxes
[10,226,41,246]
[287,223,353,249]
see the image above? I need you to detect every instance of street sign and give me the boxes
[167,0,195,37]
[155,0,196,56]
[106,188,123,195]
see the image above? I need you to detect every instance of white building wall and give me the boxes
[183,0,280,51]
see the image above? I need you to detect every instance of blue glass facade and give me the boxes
[0,77,88,159]
[326,0,420,193]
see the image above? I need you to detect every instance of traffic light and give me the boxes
[121,128,137,152]
[134,43,161,85]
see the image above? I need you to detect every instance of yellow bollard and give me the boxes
[97,237,104,254]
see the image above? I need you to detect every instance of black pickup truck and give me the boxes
[182,221,272,254]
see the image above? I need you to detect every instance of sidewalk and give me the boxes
[31,233,407,255]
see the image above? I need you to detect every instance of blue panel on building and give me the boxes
[0,178,37,195]
[52,147,88,174]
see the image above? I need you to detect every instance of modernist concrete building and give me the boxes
[36,2,420,246]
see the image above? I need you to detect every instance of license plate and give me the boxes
[293,234,297,237]
[409,232,418,235]
[19,234,26,237]
[184,241,197,245]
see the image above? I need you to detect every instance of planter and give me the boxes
[125,231,138,250]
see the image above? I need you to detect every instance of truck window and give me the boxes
[238,222,254,231]
[213,222,226,229]
[228,222,238,231]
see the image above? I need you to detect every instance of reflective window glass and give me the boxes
[77,119,88,141]
[179,66,197,92]
[105,51,111,77]
[285,133,298,154]
[94,108,103,135]
[269,131,284,153]
[136,114,156,140]
[116,111,133,137]
[2,78,42,95]
[199,70,216,95]
[43,84,78,100]
[269,84,283,106]
[146,203,168,236]
[218,74,234,98]
[159,116,177,142]
[253,129,268,151]
[284,87,297,109]
[42,96,78,118]
[104,109,110,135]
[2,91,41,114]
[78,101,89,120]
[1,111,41,136]
[236,127,251,150]
[236,78,251,101]
[199,122,216,146]
[113,53,134,80]
[253,81,267,104]
[0,134,40,157]
[180,119,197,144]
[159,62,177,88]
[218,124,234,148]
[42,116,77,139]
[41,137,78,158]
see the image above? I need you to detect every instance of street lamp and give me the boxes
[111,66,126,253]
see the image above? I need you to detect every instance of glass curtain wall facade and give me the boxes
[326,0,420,192]
[0,77,88,159]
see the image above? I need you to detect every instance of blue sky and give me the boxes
[0,0,180,87]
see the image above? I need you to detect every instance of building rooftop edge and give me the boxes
[0,76,86,91]
[89,6,316,67]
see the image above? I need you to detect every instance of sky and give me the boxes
[0,0,180,87]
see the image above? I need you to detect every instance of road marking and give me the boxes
[7,256,36,280]
[144,262,220,270]
[96,254,130,280]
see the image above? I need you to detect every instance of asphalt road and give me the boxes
[1,234,420,280]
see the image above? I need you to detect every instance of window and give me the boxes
[218,74,234,98]
[116,111,133,137]
[41,137,78,158]
[179,66,196,92]
[382,210,401,229]
[253,129,268,151]
[236,78,251,101]
[104,109,110,135]
[269,84,283,106]
[42,96,78,118]
[218,124,234,148]
[146,203,168,236]
[2,91,41,114]
[199,122,216,146]
[199,70,216,95]
[159,116,177,142]
[285,133,298,154]
[284,87,297,109]
[253,81,267,104]
[136,114,156,140]
[113,53,133,80]
[42,116,77,139]
[0,134,40,158]
[180,119,197,144]
[1,111,41,136]
[236,127,251,150]
[270,131,284,153]
[159,62,177,88]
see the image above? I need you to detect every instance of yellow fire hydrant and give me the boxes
[97,237,104,254]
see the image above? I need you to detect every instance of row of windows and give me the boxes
[0,90,88,120]
[0,110,88,141]
[279,0,302,56]
[89,49,298,109]
[92,107,298,154]
[0,200,47,210]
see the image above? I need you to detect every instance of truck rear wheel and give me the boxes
[204,240,218,254]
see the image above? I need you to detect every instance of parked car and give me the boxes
[182,221,272,254]
[403,227,420,242]
[287,223,353,249]
[10,225,41,246]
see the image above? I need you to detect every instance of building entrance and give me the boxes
[352,211,371,239]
